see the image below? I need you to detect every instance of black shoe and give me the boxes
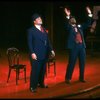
[79,79,86,83]
[30,88,37,93]
[65,79,71,84]
[39,84,48,88]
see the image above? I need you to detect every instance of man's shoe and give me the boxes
[79,79,86,83]
[39,84,48,88]
[65,79,71,84]
[30,88,37,93]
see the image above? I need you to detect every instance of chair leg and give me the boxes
[54,62,56,76]
[24,68,26,83]
[7,69,11,83]
[45,65,47,77]
[48,63,50,73]
[16,69,19,85]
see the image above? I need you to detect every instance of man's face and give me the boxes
[70,17,76,24]
[34,17,43,25]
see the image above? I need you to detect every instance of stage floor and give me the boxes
[0,50,100,99]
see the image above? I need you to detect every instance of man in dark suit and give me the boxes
[64,7,93,84]
[27,13,55,93]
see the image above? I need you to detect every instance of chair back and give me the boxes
[7,47,19,67]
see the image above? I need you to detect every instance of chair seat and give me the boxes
[48,58,56,62]
[10,64,26,69]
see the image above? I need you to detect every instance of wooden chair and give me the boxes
[6,47,26,85]
[46,56,56,77]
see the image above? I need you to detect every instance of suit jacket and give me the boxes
[27,26,53,60]
[65,16,92,49]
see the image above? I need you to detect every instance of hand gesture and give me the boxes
[51,50,55,58]
[31,53,37,60]
[86,6,92,14]
[64,8,71,16]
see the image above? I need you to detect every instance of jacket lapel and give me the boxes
[32,26,47,42]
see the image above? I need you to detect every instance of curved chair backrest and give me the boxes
[7,47,19,67]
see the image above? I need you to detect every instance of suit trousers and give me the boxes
[30,58,47,89]
[65,43,86,80]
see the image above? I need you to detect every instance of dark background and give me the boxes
[0,1,100,53]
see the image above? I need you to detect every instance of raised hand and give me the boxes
[86,6,92,14]
[64,8,71,16]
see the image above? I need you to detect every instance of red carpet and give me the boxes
[0,49,100,99]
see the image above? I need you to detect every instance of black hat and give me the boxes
[32,13,41,22]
